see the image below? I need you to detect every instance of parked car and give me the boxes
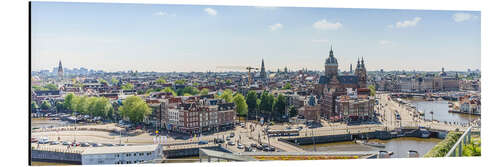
[226,136,231,141]
[228,141,235,146]
[92,143,103,147]
[31,138,38,143]
[250,143,257,148]
[256,145,263,150]
[38,137,49,144]
[198,140,209,145]
[237,144,244,149]
[230,132,235,138]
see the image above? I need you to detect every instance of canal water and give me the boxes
[300,137,441,158]
[407,100,479,124]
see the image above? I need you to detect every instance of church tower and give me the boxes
[355,57,368,88]
[260,59,267,81]
[57,60,64,81]
[325,45,338,78]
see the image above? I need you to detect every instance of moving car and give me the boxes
[92,143,103,147]
[81,142,91,147]
[198,140,209,145]
[62,141,70,145]
[50,141,60,145]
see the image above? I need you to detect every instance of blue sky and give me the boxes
[31,2,480,72]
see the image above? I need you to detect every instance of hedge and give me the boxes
[424,131,463,157]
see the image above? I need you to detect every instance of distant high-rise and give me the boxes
[57,60,64,81]
[260,59,267,81]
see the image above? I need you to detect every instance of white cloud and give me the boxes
[204,8,217,16]
[269,23,283,31]
[313,19,342,30]
[388,17,422,29]
[153,11,175,16]
[453,13,475,22]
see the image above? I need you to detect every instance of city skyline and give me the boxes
[31,2,480,72]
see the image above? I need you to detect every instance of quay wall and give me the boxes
[31,150,82,164]
[165,145,230,158]
[281,129,446,146]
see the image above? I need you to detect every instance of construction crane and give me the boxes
[214,65,259,87]
[246,67,259,87]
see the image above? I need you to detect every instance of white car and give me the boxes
[38,137,49,144]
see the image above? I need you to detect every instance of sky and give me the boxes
[30,2,481,72]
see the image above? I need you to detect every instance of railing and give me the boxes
[445,126,474,157]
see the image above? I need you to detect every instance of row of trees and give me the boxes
[64,93,114,118]
[32,84,58,91]
[63,93,152,123]
[245,90,293,122]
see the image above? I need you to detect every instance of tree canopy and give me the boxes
[273,94,287,119]
[121,83,134,90]
[162,87,177,96]
[246,90,258,118]
[200,88,210,95]
[156,78,167,85]
[368,85,376,96]
[118,96,152,123]
[282,82,292,90]
[41,100,51,110]
[233,93,248,116]
[111,78,119,85]
[174,80,186,85]
[218,89,234,103]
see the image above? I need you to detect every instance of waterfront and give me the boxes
[31,118,70,129]
[407,100,479,124]
[300,137,442,158]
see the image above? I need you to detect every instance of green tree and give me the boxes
[64,93,75,110]
[233,93,248,117]
[98,78,108,85]
[183,86,200,95]
[246,91,258,119]
[56,101,64,112]
[162,87,177,96]
[289,106,298,118]
[282,82,292,90]
[174,80,186,85]
[75,96,89,114]
[32,85,48,91]
[118,96,152,123]
[259,92,274,120]
[200,88,210,95]
[31,101,38,112]
[43,84,58,91]
[218,89,234,103]
[225,79,232,85]
[41,100,51,110]
[273,94,287,120]
[111,78,119,85]
[368,85,376,96]
[121,83,134,90]
[156,78,167,85]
